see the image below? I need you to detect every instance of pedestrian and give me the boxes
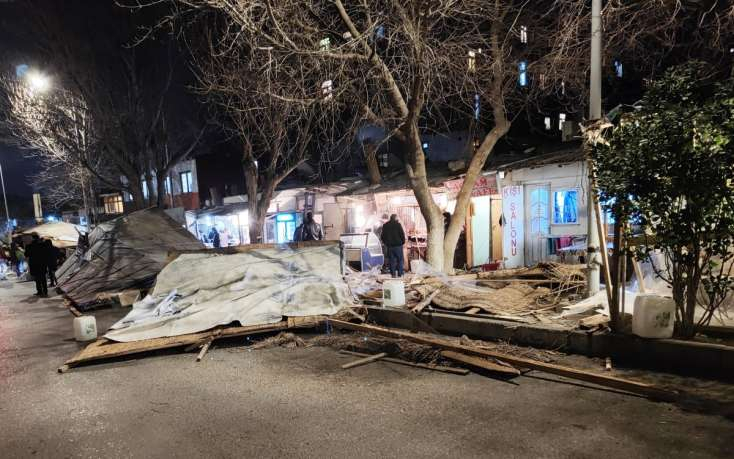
[294,212,324,242]
[44,239,60,287]
[9,239,19,276]
[208,226,221,248]
[380,214,406,277]
[25,234,48,297]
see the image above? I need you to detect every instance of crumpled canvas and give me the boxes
[105,244,353,342]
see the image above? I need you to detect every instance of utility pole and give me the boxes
[586,0,602,296]
[0,161,10,233]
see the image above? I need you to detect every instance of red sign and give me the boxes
[444,175,498,197]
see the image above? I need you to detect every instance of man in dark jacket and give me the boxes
[208,226,221,248]
[25,234,48,297]
[294,212,323,242]
[380,214,405,277]
[44,239,60,287]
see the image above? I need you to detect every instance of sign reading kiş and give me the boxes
[502,186,525,268]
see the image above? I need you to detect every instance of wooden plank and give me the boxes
[341,352,387,369]
[62,321,293,368]
[338,350,469,375]
[411,289,440,314]
[330,319,677,401]
[465,307,482,315]
[196,339,213,362]
[440,350,520,376]
[579,314,610,329]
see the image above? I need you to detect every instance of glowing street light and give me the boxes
[25,70,51,93]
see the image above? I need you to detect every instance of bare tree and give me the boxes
[189,23,345,242]
[2,1,207,211]
[168,0,731,270]
[0,74,113,220]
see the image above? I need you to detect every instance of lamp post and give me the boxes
[586,0,602,296]
[0,160,11,233]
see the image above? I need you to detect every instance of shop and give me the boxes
[494,149,593,268]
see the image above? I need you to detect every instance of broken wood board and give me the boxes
[579,314,610,329]
[440,350,520,377]
[330,319,677,402]
[341,352,388,369]
[339,350,469,375]
[412,289,441,314]
[60,317,324,371]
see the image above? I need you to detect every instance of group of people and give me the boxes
[293,211,407,278]
[2,233,63,297]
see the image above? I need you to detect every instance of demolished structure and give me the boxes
[105,241,353,342]
[56,209,203,309]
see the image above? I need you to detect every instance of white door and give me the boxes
[470,196,491,266]
[322,203,344,240]
[524,184,550,266]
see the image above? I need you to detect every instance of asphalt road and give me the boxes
[1,279,733,459]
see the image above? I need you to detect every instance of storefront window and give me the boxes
[553,189,578,224]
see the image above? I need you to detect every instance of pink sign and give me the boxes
[444,175,498,198]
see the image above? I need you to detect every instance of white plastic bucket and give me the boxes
[632,294,675,339]
[383,280,406,307]
[73,316,98,342]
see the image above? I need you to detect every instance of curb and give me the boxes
[365,307,734,381]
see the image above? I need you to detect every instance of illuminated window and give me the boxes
[561,80,566,95]
[520,25,528,44]
[539,73,546,89]
[544,116,552,130]
[468,49,481,72]
[559,113,566,130]
[614,60,623,78]
[180,171,193,193]
[164,176,172,195]
[518,61,528,87]
[474,93,480,120]
[375,25,385,40]
[553,190,578,224]
[142,181,149,200]
[321,80,333,100]
[103,194,124,214]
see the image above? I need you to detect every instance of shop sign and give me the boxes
[502,185,524,268]
[444,175,498,198]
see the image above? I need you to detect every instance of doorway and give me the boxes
[524,184,550,266]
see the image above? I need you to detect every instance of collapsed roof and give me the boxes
[56,208,203,309]
[105,242,352,342]
[19,221,84,248]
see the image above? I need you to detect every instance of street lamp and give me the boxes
[25,70,51,93]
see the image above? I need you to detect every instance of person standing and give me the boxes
[44,239,60,287]
[294,212,323,242]
[208,226,221,248]
[380,214,405,277]
[25,234,48,297]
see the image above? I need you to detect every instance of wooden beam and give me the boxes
[341,352,387,369]
[330,319,677,401]
[196,339,213,362]
[412,289,440,314]
[338,350,469,375]
[60,318,324,371]
[440,351,520,376]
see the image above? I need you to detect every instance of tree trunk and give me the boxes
[144,172,155,208]
[363,142,381,185]
[155,170,167,209]
[129,176,146,210]
[405,134,444,270]
[442,123,509,273]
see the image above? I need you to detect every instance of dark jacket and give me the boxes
[25,240,48,275]
[380,220,405,247]
[294,220,323,241]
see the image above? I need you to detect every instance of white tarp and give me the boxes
[105,243,353,342]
